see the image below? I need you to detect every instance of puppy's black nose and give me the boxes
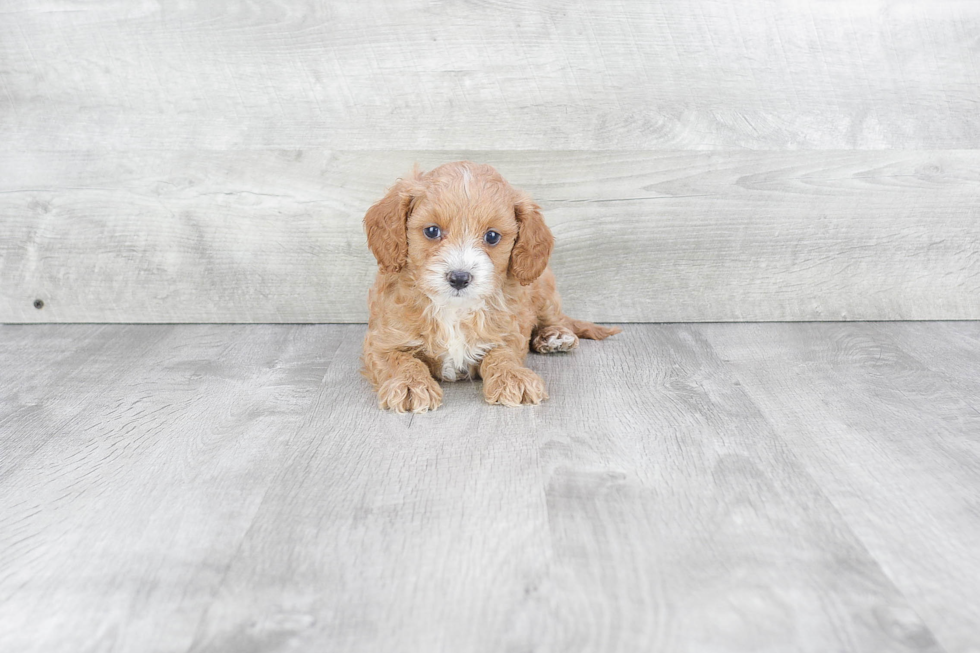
[447,270,472,290]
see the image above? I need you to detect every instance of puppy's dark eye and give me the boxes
[484,230,501,246]
[423,225,441,240]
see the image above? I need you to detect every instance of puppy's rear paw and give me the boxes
[378,373,443,413]
[532,325,579,354]
[483,367,548,407]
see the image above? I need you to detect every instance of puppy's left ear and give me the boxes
[509,193,554,286]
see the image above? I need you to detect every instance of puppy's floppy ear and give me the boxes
[509,193,554,286]
[364,167,424,273]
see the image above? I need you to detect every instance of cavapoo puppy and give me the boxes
[362,161,620,413]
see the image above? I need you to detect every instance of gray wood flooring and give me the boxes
[1,322,979,653]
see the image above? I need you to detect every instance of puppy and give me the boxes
[362,161,620,413]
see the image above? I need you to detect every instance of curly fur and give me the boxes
[362,161,620,413]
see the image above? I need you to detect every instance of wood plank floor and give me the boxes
[1,323,978,653]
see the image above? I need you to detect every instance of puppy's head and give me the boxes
[364,162,554,307]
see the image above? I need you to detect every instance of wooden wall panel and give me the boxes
[1,0,978,150]
[2,1,979,322]
[3,150,978,323]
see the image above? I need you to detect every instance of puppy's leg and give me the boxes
[531,268,578,354]
[364,349,443,414]
[532,322,579,354]
[530,270,620,353]
[532,318,620,351]
[480,347,547,407]
[529,273,580,354]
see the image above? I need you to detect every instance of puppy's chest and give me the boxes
[427,312,494,381]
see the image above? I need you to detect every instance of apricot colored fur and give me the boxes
[362,161,620,413]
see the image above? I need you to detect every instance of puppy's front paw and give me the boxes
[483,367,548,407]
[377,373,443,414]
[532,325,579,354]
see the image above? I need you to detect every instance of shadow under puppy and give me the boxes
[362,161,620,413]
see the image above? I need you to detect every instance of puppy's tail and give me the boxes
[568,318,622,341]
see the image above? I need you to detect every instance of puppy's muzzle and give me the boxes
[447,270,472,290]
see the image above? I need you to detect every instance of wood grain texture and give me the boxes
[0,324,340,653]
[2,323,969,652]
[3,149,979,323]
[186,326,557,653]
[500,324,939,652]
[1,0,978,150]
[699,321,980,653]
[4,0,979,323]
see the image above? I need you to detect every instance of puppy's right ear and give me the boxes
[364,168,424,273]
